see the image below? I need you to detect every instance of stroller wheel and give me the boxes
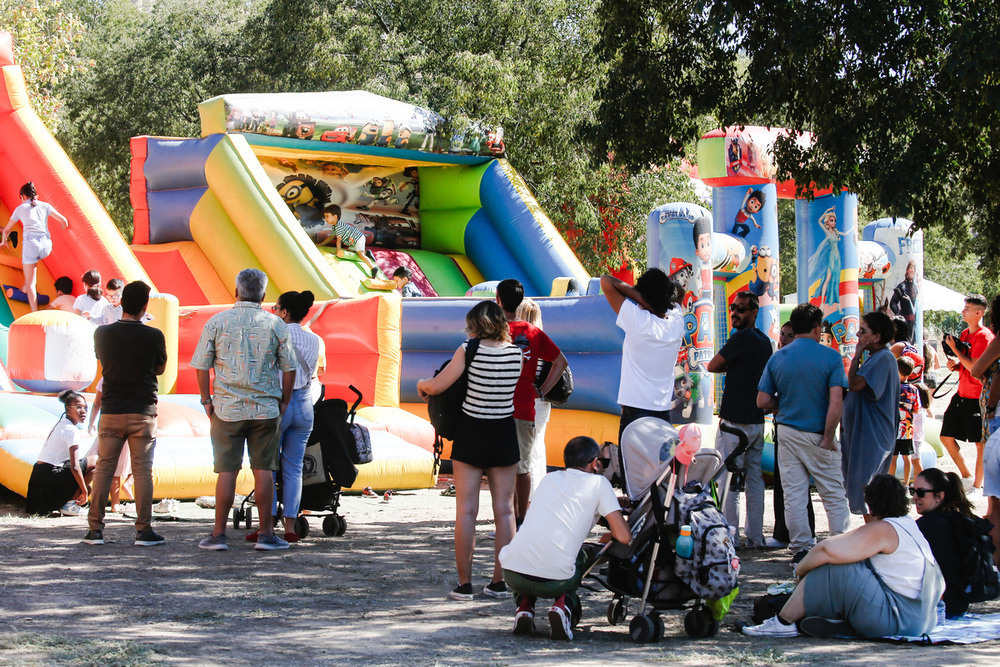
[706,617,720,637]
[335,515,348,536]
[650,612,665,642]
[684,607,713,639]
[232,508,243,530]
[322,515,338,536]
[244,506,253,530]
[628,613,659,643]
[607,597,628,626]
[294,516,310,538]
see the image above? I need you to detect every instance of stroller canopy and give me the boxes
[619,417,680,501]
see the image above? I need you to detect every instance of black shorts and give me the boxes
[893,438,914,456]
[450,413,519,470]
[941,395,983,443]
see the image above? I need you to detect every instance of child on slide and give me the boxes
[320,205,378,275]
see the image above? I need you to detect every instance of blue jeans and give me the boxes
[275,388,314,518]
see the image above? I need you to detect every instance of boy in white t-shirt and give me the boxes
[499,437,631,641]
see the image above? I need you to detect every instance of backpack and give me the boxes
[671,489,740,600]
[959,515,1000,604]
[426,339,480,441]
[535,359,574,406]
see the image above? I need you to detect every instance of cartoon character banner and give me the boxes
[260,157,421,251]
[647,203,714,425]
[863,218,923,347]
[796,192,860,360]
[711,183,780,342]
[203,91,505,157]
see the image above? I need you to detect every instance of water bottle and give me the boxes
[676,524,694,559]
[936,599,946,627]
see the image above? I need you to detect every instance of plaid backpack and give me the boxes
[672,489,740,600]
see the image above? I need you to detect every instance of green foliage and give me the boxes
[57,0,637,251]
[592,0,1000,281]
[2,0,90,132]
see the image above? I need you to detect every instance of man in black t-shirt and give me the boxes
[707,291,773,548]
[84,281,167,547]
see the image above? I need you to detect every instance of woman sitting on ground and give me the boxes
[914,468,991,618]
[743,474,944,638]
[26,390,97,516]
[417,300,522,601]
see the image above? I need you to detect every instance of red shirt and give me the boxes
[958,326,995,398]
[508,320,561,421]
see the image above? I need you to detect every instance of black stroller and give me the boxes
[586,418,749,642]
[233,385,373,538]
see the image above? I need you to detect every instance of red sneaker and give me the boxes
[283,532,301,543]
[244,528,260,542]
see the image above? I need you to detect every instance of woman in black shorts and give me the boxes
[418,301,522,601]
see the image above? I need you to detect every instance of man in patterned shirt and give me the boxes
[192,268,296,551]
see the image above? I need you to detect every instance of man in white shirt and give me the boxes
[601,270,685,439]
[500,437,631,641]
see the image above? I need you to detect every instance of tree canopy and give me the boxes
[592,0,1000,281]
[25,0,694,273]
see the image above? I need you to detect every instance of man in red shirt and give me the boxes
[497,280,568,527]
[941,294,994,495]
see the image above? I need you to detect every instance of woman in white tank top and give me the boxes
[743,474,944,639]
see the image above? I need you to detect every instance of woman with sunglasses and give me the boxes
[913,468,990,618]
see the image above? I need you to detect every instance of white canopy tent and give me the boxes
[922,280,965,313]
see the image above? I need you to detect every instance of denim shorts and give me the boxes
[984,432,1000,499]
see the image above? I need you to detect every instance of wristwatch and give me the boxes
[200,397,213,405]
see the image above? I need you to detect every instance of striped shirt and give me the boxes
[286,322,321,391]
[336,220,365,248]
[462,341,522,419]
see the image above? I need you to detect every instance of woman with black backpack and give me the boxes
[914,468,998,618]
[417,301,523,602]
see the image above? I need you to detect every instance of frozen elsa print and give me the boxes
[807,207,855,313]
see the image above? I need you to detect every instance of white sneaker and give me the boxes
[962,476,975,492]
[60,502,83,517]
[967,487,983,500]
[742,615,799,637]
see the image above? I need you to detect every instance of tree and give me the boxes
[2,0,89,132]
[590,0,1000,281]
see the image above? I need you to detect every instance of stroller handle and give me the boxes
[348,384,363,414]
[718,422,750,475]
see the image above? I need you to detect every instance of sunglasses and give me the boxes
[908,486,936,498]
[729,304,756,314]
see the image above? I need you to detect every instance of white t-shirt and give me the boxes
[9,200,55,238]
[616,300,685,410]
[500,468,621,580]
[92,303,122,326]
[37,416,82,466]
[73,294,108,319]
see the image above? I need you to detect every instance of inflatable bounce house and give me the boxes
[646,126,933,465]
[0,32,633,500]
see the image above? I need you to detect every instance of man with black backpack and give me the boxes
[496,279,568,527]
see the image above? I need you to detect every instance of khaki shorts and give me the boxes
[515,418,536,474]
[210,415,280,473]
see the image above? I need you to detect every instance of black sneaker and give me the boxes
[135,529,165,546]
[791,549,809,567]
[82,529,104,545]
[800,616,854,638]
[483,581,511,599]
[448,583,474,601]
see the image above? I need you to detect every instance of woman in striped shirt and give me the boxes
[418,301,523,601]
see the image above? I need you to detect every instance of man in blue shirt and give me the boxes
[757,303,850,558]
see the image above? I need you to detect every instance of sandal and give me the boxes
[440,484,456,497]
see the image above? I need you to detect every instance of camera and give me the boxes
[943,334,971,358]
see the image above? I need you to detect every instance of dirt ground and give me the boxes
[0,477,997,664]
[0,399,997,666]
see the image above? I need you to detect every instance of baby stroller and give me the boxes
[587,418,749,642]
[234,385,372,538]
